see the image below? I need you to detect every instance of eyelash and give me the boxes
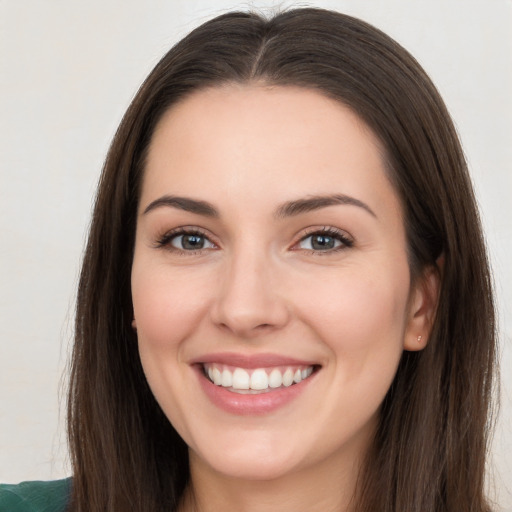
[154,227,215,255]
[294,227,354,254]
[154,226,353,255]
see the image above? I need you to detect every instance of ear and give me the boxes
[131,318,137,330]
[403,257,443,351]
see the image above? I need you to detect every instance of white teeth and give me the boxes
[250,369,269,390]
[204,364,315,392]
[221,369,232,387]
[232,368,250,390]
[212,367,222,385]
[282,368,294,387]
[268,368,283,388]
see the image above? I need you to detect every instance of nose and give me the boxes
[210,248,290,338]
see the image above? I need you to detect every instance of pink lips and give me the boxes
[192,352,318,415]
[191,352,317,368]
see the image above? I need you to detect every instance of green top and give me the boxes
[0,479,71,512]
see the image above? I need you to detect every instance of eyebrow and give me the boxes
[274,194,376,218]
[142,193,376,219]
[143,195,219,217]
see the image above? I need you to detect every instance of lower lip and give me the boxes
[195,366,317,415]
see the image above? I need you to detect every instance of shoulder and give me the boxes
[0,479,71,512]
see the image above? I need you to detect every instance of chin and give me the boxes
[189,435,306,481]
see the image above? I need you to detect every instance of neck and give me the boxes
[178,448,364,512]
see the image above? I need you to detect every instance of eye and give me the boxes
[156,228,217,253]
[296,228,353,252]
[171,233,215,251]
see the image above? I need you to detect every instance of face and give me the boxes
[131,85,431,483]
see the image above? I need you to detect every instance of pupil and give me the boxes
[312,235,334,250]
[183,235,204,250]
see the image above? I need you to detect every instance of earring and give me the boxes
[417,335,422,343]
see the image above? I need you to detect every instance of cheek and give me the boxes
[301,267,409,425]
[132,263,213,349]
[297,264,410,374]
[131,263,213,436]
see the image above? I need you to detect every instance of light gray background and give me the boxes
[1,0,510,509]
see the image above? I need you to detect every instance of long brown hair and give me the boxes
[68,8,497,511]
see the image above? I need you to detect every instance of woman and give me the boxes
[1,7,497,512]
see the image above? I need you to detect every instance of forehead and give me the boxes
[149,84,381,158]
[142,84,402,223]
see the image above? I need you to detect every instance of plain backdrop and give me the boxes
[1,0,511,509]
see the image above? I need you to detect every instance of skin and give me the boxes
[131,84,438,512]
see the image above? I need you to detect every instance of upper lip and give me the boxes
[190,352,319,369]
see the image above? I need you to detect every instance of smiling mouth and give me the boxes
[202,363,316,394]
